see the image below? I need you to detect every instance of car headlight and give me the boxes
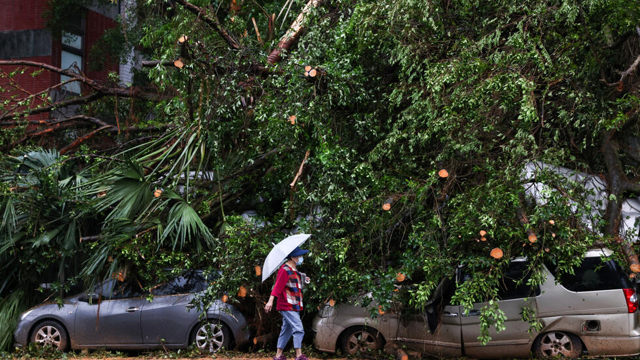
[20,310,34,321]
[317,303,335,318]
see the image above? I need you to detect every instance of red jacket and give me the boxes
[271,264,303,311]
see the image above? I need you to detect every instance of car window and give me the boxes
[497,261,541,300]
[93,279,114,297]
[151,271,209,296]
[457,262,540,301]
[93,279,143,300]
[555,257,632,292]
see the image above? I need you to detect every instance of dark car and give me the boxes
[14,271,250,352]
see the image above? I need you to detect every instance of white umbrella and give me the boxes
[261,233,311,282]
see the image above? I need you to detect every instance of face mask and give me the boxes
[296,256,304,265]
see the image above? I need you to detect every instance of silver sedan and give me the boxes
[14,271,250,352]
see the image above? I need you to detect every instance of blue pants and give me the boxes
[277,311,304,349]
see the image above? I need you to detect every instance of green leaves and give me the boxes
[477,300,508,345]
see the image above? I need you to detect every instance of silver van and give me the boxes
[312,248,639,358]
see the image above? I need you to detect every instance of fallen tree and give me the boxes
[1,0,640,352]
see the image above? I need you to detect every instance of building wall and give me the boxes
[85,10,119,83]
[0,55,53,121]
[0,0,49,32]
[0,0,120,120]
[0,0,52,120]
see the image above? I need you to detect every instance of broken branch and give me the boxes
[617,54,640,84]
[290,149,310,188]
[173,0,241,50]
[0,60,169,103]
[252,17,263,45]
[517,193,538,243]
[0,93,105,121]
[252,333,275,347]
[59,126,111,154]
[267,0,323,65]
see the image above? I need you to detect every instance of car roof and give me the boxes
[584,247,613,258]
[510,247,612,262]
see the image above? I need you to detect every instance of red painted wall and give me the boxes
[85,10,119,83]
[0,0,119,121]
[0,0,52,120]
[0,0,49,31]
[0,55,53,121]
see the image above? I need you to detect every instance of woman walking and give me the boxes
[264,246,309,360]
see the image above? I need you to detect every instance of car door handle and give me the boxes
[126,307,140,313]
[465,310,481,316]
[443,311,458,317]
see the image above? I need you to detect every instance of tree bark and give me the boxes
[384,342,410,360]
[252,333,274,347]
[141,60,177,67]
[602,132,627,236]
[601,130,640,272]
[267,0,323,65]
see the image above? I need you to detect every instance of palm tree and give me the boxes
[0,149,88,350]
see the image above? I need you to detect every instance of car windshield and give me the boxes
[151,270,212,296]
[85,270,216,299]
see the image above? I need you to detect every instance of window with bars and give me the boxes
[60,16,85,94]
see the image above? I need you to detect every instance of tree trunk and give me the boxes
[602,131,640,272]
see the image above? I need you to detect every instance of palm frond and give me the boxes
[0,290,27,351]
[31,226,63,248]
[160,200,215,251]
[80,228,133,284]
[0,198,17,237]
[80,239,116,278]
[94,161,154,222]
[60,173,88,189]
[19,149,60,170]
[62,220,78,251]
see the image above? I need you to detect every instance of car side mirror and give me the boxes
[79,293,101,303]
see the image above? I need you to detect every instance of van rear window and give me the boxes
[556,258,631,292]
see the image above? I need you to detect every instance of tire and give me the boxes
[30,320,69,351]
[191,320,231,353]
[340,326,384,356]
[533,331,583,358]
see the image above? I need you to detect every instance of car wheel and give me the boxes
[340,326,384,356]
[533,331,583,358]
[30,320,69,351]
[191,320,231,353]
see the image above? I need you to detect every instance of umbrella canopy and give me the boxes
[261,233,311,282]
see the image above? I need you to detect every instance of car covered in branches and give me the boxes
[312,248,639,358]
[14,270,250,353]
